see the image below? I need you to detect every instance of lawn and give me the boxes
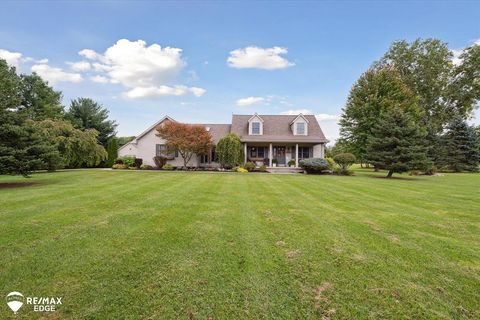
[0,169,479,319]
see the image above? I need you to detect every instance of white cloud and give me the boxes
[0,49,22,69]
[236,96,266,107]
[90,75,109,83]
[67,61,91,72]
[79,49,101,60]
[315,113,341,143]
[124,85,206,99]
[31,64,83,85]
[228,46,295,70]
[315,113,341,122]
[280,109,313,115]
[451,38,480,66]
[79,39,205,99]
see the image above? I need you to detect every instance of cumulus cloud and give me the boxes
[315,113,341,122]
[124,85,205,99]
[0,49,23,69]
[67,61,91,72]
[79,39,204,98]
[280,109,313,115]
[90,75,109,83]
[31,64,83,85]
[228,46,295,70]
[451,38,480,66]
[236,96,266,107]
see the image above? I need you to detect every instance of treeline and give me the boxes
[335,39,480,177]
[0,59,123,176]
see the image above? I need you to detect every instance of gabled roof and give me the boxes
[118,115,176,151]
[231,114,328,143]
[248,113,264,122]
[290,113,309,124]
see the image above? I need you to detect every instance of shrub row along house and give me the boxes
[118,113,328,168]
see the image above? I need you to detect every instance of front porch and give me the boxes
[243,143,320,168]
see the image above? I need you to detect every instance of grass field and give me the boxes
[0,169,479,319]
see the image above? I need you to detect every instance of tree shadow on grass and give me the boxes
[0,181,42,189]
[362,173,421,181]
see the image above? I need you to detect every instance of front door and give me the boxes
[273,146,286,165]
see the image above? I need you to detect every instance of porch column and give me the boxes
[244,142,247,164]
[295,144,299,167]
[269,143,273,167]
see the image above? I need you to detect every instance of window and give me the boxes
[249,147,266,158]
[156,144,178,157]
[296,122,306,135]
[251,122,261,135]
[298,147,311,159]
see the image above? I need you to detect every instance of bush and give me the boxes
[120,156,135,167]
[112,163,128,169]
[424,166,437,176]
[162,163,174,170]
[333,167,354,176]
[244,161,256,172]
[333,153,356,171]
[140,164,153,170]
[236,167,248,173]
[299,158,329,174]
[216,133,243,168]
[287,159,296,167]
[134,158,143,168]
[272,159,278,165]
[259,165,267,172]
[325,157,335,170]
[153,156,168,169]
[114,158,124,165]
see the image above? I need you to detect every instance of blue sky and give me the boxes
[0,1,479,141]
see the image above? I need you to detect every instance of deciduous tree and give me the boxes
[156,121,213,168]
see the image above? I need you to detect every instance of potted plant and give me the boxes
[288,159,296,167]
[272,159,278,167]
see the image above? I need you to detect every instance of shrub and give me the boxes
[424,166,437,176]
[299,158,329,174]
[120,156,135,167]
[114,158,124,165]
[333,167,354,176]
[112,163,128,169]
[105,137,118,167]
[236,167,248,173]
[162,163,174,170]
[244,161,256,172]
[259,165,267,172]
[325,157,335,170]
[287,159,296,167]
[153,156,168,169]
[134,158,143,168]
[216,133,243,168]
[272,159,278,165]
[140,164,153,170]
[333,153,356,171]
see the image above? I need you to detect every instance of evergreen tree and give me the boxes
[20,73,64,120]
[339,67,419,164]
[437,117,480,172]
[105,137,119,167]
[65,98,117,146]
[215,133,243,168]
[366,107,430,178]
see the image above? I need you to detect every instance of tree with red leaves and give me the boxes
[156,121,213,168]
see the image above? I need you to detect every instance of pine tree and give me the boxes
[438,117,480,172]
[106,137,119,167]
[366,107,431,178]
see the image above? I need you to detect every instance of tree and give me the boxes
[19,73,64,120]
[0,60,60,176]
[32,119,107,168]
[65,98,117,146]
[333,153,356,173]
[215,133,243,168]
[105,137,118,167]
[117,136,136,147]
[339,67,419,164]
[437,117,480,172]
[366,107,431,178]
[156,121,213,168]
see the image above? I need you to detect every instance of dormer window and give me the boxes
[296,122,305,135]
[248,113,264,135]
[251,122,261,135]
[290,114,309,136]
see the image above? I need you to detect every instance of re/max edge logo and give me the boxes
[6,291,62,314]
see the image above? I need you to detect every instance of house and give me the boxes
[118,113,328,167]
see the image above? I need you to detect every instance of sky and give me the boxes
[0,1,479,142]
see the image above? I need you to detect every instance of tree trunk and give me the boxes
[386,169,394,178]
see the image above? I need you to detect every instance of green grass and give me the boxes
[0,169,479,319]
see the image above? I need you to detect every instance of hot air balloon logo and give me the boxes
[6,292,24,314]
